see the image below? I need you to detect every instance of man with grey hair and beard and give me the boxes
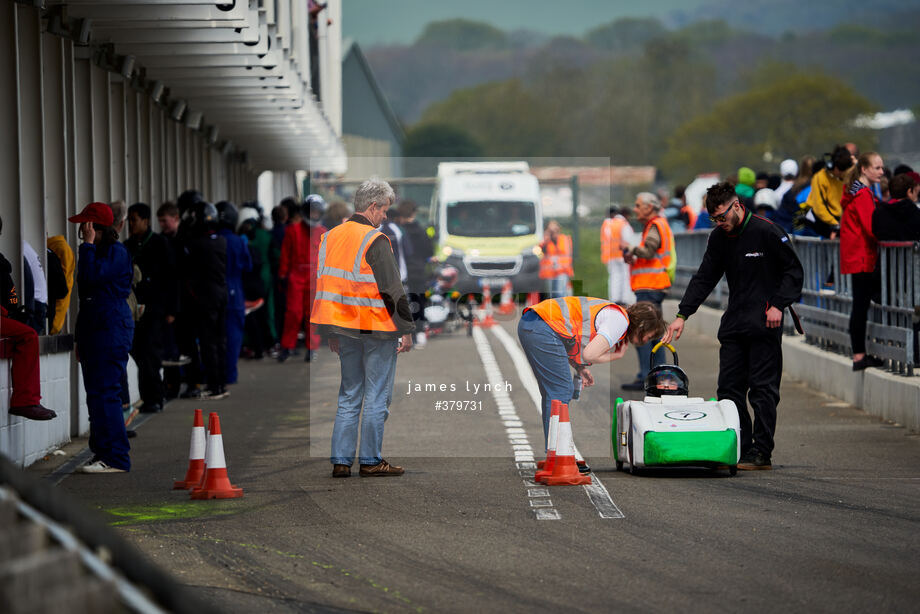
[621,191,675,391]
[310,178,415,478]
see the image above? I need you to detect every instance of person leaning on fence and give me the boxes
[840,152,886,371]
[621,192,674,391]
[661,181,804,471]
[873,173,920,242]
[310,178,415,479]
[803,146,854,239]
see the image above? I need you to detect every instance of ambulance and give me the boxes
[431,161,543,294]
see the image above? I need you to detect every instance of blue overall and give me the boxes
[219,229,252,384]
[75,241,135,471]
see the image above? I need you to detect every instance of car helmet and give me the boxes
[181,200,218,235]
[436,265,459,290]
[304,193,327,219]
[215,200,239,230]
[644,342,690,397]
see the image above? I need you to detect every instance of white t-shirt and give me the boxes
[22,241,48,304]
[593,305,628,348]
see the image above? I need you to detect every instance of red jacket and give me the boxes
[839,184,877,275]
[280,221,326,279]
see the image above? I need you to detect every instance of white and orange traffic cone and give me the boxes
[542,403,591,486]
[476,283,497,328]
[526,292,541,307]
[535,400,561,482]
[190,412,243,499]
[173,408,207,489]
[497,280,515,315]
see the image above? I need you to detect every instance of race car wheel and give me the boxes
[729,465,738,476]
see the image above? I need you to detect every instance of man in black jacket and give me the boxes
[125,203,176,412]
[661,182,804,471]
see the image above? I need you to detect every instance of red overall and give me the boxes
[280,221,326,350]
[1,306,41,407]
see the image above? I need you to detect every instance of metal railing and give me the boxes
[672,232,919,375]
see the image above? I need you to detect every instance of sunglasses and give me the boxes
[709,200,739,223]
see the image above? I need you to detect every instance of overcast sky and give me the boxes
[341,0,711,47]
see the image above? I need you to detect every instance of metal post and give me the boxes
[570,174,579,261]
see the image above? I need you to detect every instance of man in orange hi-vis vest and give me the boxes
[539,220,574,298]
[600,205,635,305]
[310,178,415,479]
[622,192,674,391]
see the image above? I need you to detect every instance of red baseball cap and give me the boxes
[69,202,114,226]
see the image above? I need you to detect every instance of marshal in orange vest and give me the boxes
[310,220,398,332]
[630,216,674,291]
[600,217,627,264]
[525,296,628,365]
[539,234,574,279]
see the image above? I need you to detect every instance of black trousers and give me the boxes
[194,304,227,393]
[849,270,879,356]
[717,331,783,457]
[130,312,164,404]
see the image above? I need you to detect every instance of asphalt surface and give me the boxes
[29,307,920,613]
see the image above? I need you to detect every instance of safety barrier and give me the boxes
[672,232,919,376]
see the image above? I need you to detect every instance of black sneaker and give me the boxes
[852,355,885,371]
[737,451,772,470]
[138,401,163,413]
[576,461,591,474]
[277,348,290,363]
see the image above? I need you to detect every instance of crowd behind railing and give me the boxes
[663,144,919,376]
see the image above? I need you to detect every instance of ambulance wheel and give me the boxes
[615,460,623,471]
[729,465,737,476]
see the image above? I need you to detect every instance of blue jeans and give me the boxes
[330,334,399,466]
[517,310,573,447]
[547,275,569,299]
[634,289,667,381]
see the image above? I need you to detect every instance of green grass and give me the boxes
[561,223,608,299]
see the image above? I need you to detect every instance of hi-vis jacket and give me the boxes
[601,217,627,263]
[630,217,674,291]
[310,217,414,337]
[539,234,574,279]
[526,296,627,366]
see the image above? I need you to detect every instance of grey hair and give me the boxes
[636,192,661,210]
[353,177,395,213]
[108,200,128,223]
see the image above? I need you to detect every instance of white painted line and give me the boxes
[472,325,561,521]
[489,324,625,520]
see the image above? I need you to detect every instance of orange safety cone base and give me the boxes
[173,459,204,490]
[542,458,591,485]
[190,486,243,500]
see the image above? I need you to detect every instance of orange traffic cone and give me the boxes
[542,403,591,486]
[476,283,497,328]
[173,408,207,489]
[497,280,515,315]
[526,292,541,307]
[190,412,243,499]
[535,400,561,481]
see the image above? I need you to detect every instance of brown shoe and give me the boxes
[359,459,404,477]
[332,464,351,478]
[9,404,57,421]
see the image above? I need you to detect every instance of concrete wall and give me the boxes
[665,299,920,432]
[0,353,139,468]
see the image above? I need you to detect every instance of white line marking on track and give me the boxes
[488,324,625,520]
[472,325,560,520]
